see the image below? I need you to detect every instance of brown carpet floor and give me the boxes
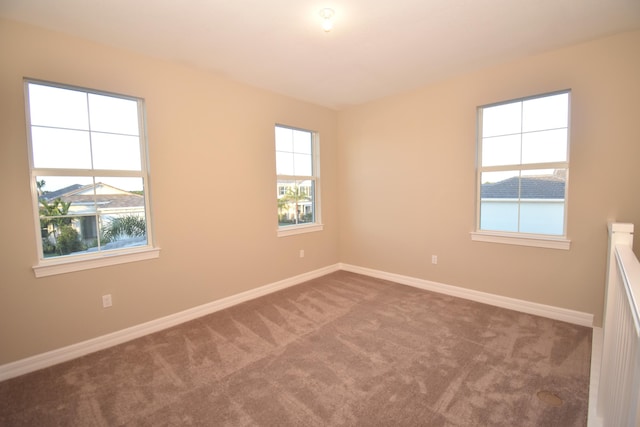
[0,271,592,426]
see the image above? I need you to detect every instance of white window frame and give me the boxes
[24,79,159,277]
[275,124,323,237]
[471,90,571,250]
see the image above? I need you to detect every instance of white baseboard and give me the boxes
[587,327,603,427]
[339,263,594,327]
[0,262,594,382]
[0,264,341,382]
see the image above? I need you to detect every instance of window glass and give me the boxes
[28,84,89,130]
[275,125,320,232]
[477,91,570,237]
[481,102,521,138]
[31,127,92,169]
[481,134,521,167]
[522,93,569,132]
[27,81,153,261]
[91,133,141,170]
[276,151,294,176]
[521,129,567,164]
[88,93,140,135]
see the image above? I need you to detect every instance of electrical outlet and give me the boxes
[431,255,438,265]
[299,249,305,258]
[102,294,113,308]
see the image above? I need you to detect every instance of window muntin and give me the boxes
[275,125,321,233]
[26,80,154,263]
[477,91,570,238]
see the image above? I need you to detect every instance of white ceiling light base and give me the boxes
[319,8,335,32]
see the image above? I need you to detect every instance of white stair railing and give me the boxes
[597,222,640,426]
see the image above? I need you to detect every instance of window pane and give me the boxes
[520,202,564,235]
[38,176,96,218]
[482,134,521,167]
[95,177,147,250]
[276,151,294,175]
[522,93,569,132]
[480,170,520,199]
[480,170,519,232]
[480,201,519,232]
[28,81,152,262]
[521,129,567,164]
[293,129,312,154]
[276,126,313,177]
[96,176,145,193]
[482,102,522,137]
[88,93,139,135]
[477,92,569,238]
[520,169,566,199]
[275,126,293,152]
[36,176,94,201]
[39,221,86,257]
[99,213,147,251]
[31,127,92,169]
[277,179,294,226]
[94,176,145,213]
[38,177,94,220]
[38,176,94,259]
[479,169,566,234]
[297,180,315,224]
[293,153,312,176]
[28,83,89,130]
[275,125,318,231]
[91,133,142,170]
[277,179,315,226]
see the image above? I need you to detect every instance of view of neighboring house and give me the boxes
[40,182,146,253]
[480,171,566,235]
[277,181,314,225]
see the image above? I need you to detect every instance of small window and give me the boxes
[474,91,570,249]
[275,124,322,236]
[25,80,158,276]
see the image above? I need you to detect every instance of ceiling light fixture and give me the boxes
[319,8,335,32]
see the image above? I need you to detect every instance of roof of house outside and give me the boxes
[41,183,144,208]
[481,175,565,199]
[40,184,83,201]
[62,193,145,208]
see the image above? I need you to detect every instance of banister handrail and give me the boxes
[615,244,640,334]
[596,222,639,427]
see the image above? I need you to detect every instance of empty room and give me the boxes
[1,1,640,425]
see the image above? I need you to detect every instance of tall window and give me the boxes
[25,80,157,276]
[475,91,570,247]
[275,125,322,236]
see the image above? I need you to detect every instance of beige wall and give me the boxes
[2,18,639,366]
[338,30,640,327]
[0,19,339,365]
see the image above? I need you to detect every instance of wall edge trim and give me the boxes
[339,263,594,327]
[1,262,594,382]
[0,263,340,382]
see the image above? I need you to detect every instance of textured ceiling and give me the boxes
[2,0,639,109]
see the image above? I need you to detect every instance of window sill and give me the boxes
[277,223,323,237]
[470,231,570,250]
[33,247,161,278]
